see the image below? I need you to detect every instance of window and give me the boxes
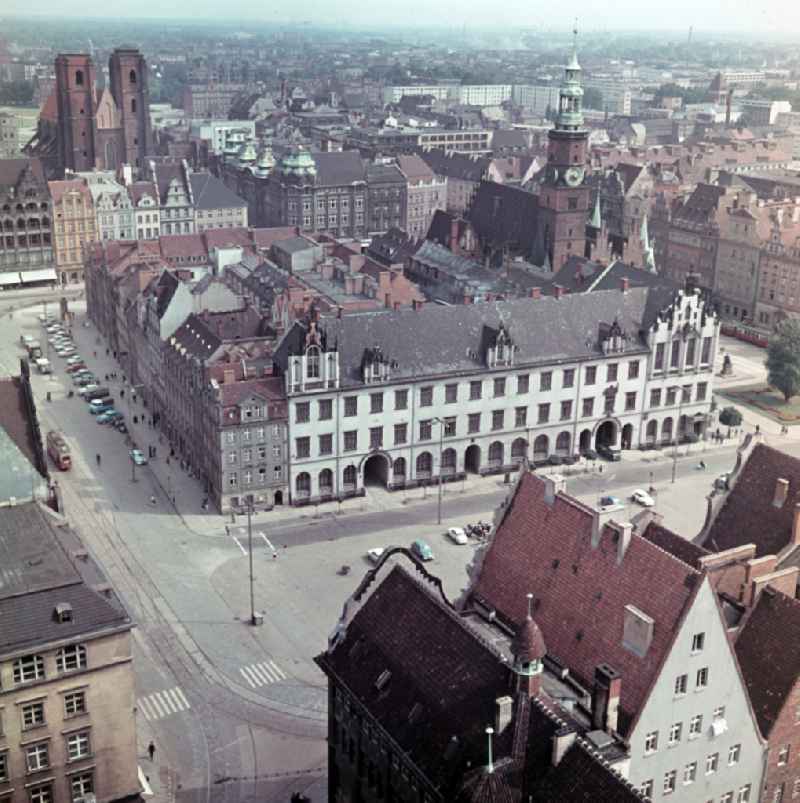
[26,741,49,771]
[494,377,506,397]
[701,336,712,364]
[706,752,719,774]
[738,785,751,803]
[343,431,357,452]
[319,399,333,420]
[728,743,740,765]
[344,396,358,417]
[306,347,320,378]
[585,365,597,385]
[696,667,708,689]
[666,387,678,406]
[644,730,658,754]
[563,368,575,388]
[468,413,481,434]
[515,406,527,427]
[443,417,456,437]
[394,424,407,445]
[0,751,6,782]
[469,381,482,400]
[696,382,708,401]
[445,383,458,403]
[628,360,640,379]
[64,690,86,717]
[560,400,572,420]
[538,403,550,424]
[640,779,653,800]
[686,338,696,365]
[793,779,800,798]
[682,385,692,403]
[296,437,310,458]
[663,769,676,795]
[625,391,637,411]
[420,386,433,406]
[13,654,45,684]
[689,714,703,738]
[71,772,94,799]
[684,761,697,784]
[517,374,530,394]
[492,410,504,431]
[674,674,688,695]
[650,389,661,407]
[370,393,384,414]
[722,794,734,803]
[395,389,408,410]
[774,785,786,803]
[669,722,682,745]
[655,343,665,370]
[319,434,333,456]
[22,701,45,729]
[671,340,681,368]
[57,644,87,674]
[778,745,790,766]
[66,730,91,761]
[419,420,432,440]
[540,371,552,391]
[691,632,705,653]
[369,427,383,449]
[29,786,52,803]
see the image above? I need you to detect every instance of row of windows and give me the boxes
[650,383,708,407]
[4,645,87,687]
[226,444,281,464]
[640,774,749,801]
[227,466,282,488]
[224,423,282,444]
[1,689,87,736]
[0,729,91,781]
[653,336,713,371]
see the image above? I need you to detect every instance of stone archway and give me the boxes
[273,490,283,506]
[465,444,481,474]
[595,420,618,449]
[363,453,390,487]
[579,428,592,453]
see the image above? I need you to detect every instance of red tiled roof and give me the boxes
[251,226,299,249]
[48,178,91,206]
[735,587,800,738]
[470,472,701,736]
[219,375,284,408]
[704,443,800,558]
[639,520,710,569]
[159,234,206,260]
[40,90,57,123]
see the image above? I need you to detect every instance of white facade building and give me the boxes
[273,286,719,505]
[79,171,136,241]
[189,119,257,154]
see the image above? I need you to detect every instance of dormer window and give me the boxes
[55,602,73,622]
[306,346,320,379]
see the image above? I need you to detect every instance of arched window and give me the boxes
[393,457,406,477]
[488,441,504,465]
[75,70,84,86]
[343,465,357,488]
[131,98,137,113]
[16,218,26,229]
[662,417,673,444]
[295,472,310,495]
[416,452,432,476]
[319,469,333,495]
[556,431,571,455]
[511,438,527,461]
[533,434,549,460]
[129,69,137,84]
[441,448,457,474]
[646,419,658,443]
[306,346,320,379]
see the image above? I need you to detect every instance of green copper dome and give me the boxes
[280,146,317,177]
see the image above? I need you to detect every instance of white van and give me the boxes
[35,358,52,374]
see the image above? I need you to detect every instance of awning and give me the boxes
[19,268,57,283]
[0,272,20,286]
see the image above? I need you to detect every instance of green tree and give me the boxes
[719,406,742,427]
[766,319,800,402]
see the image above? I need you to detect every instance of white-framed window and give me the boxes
[689,714,703,738]
[22,700,45,729]
[13,654,45,684]
[0,750,8,782]
[29,785,52,803]
[738,785,752,803]
[691,632,705,652]
[57,644,87,673]
[706,752,719,774]
[663,769,676,795]
[683,761,696,784]
[714,705,726,719]
[674,673,688,695]
[644,731,658,754]
[229,472,237,487]
[66,730,91,761]
[696,667,708,689]
[26,741,49,771]
[669,722,682,745]
[71,771,94,799]
[728,743,741,765]
[639,779,653,799]
[722,794,734,803]
[778,745,790,766]
[64,690,87,717]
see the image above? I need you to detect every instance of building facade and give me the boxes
[49,178,98,284]
[397,153,446,238]
[80,171,136,242]
[365,162,407,237]
[273,285,718,505]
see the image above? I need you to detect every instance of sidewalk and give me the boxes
[136,714,177,802]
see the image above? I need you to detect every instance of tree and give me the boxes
[766,319,800,402]
[719,406,742,437]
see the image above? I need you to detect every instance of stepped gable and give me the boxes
[469,471,702,736]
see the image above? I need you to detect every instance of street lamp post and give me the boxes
[432,417,445,525]
[246,499,260,626]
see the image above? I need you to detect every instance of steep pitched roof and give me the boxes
[674,183,726,225]
[469,472,702,736]
[735,587,800,738]
[188,173,247,211]
[312,150,366,185]
[467,180,540,256]
[0,376,43,475]
[551,258,680,295]
[48,178,91,206]
[639,520,710,569]
[703,444,800,558]
[397,153,435,182]
[0,157,45,190]
[419,148,490,182]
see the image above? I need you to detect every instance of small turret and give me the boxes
[512,593,546,698]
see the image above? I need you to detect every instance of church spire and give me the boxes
[589,192,602,230]
[556,21,584,131]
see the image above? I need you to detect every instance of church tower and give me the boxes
[109,48,152,168]
[538,26,590,271]
[54,54,98,173]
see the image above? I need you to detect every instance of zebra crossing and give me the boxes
[239,659,287,688]
[137,686,191,721]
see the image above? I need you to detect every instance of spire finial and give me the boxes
[526,592,534,619]
[486,726,495,773]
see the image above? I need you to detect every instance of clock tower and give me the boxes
[538,26,591,270]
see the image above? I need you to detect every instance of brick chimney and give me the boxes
[773,478,790,508]
[614,521,633,563]
[591,664,622,733]
[495,696,513,735]
[551,726,577,766]
[530,286,541,299]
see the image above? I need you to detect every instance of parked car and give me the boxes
[631,489,655,507]
[581,448,598,461]
[597,444,622,462]
[129,448,147,465]
[84,387,110,401]
[447,527,468,545]
[89,395,113,408]
[96,410,121,424]
[715,473,730,491]
[66,355,83,364]
[78,384,100,397]
[73,374,96,387]
[411,539,434,561]
[598,495,623,512]
[89,403,114,416]
[367,547,385,564]
[66,363,88,374]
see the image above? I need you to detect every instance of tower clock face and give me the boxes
[564,166,585,187]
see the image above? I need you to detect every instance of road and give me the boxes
[6,300,793,802]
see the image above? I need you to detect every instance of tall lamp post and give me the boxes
[432,417,445,525]
[246,499,261,626]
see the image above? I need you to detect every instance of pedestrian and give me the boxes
[106,348,109,356]
[120,389,124,399]
[133,415,138,424]
[149,495,156,506]
[148,741,155,761]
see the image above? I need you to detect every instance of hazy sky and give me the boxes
[7,0,800,35]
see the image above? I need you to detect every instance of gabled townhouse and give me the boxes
[272,282,717,505]
[149,159,195,236]
[128,179,161,240]
[466,470,765,802]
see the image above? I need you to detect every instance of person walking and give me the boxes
[147,741,156,761]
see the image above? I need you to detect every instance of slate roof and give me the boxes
[469,471,703,736]
[312,150,367,186]
[366,227,419,266]
[639,520,710,569]
[674,183,726,225]
[419,148,489,182]
[274,235,315,255]
[275,288,655,388]
[734,587,800,739]
[492,129,529,151]
[467,181,540,257]
[219,375,284,407]
[153,162,189,204]
[127,180,159,205]
[0,157,46,191]
[703,444,800,558]
[317,563,512,795]
[154,269,181,319]
[189,173,247,210]
[365,162,406,184]
[170,313,222,359]
[614,163,645,195]
[551,257,680,295]
[396,153,435,182]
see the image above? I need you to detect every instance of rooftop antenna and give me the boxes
[485,726,495,773]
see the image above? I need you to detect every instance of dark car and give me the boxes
[597,444,622,462]
[84,387,110,401]
[547,454,563,466]
[581,448,598,461]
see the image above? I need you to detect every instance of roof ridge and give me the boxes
[572,735,647,799]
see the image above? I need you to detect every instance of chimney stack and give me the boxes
[774,478,790,508]
[494,696,514,735]
[530,286,542,299]
[544,474,566,506]
[615,521,633,563]
[551,726,578,767]
[450,218,460,252]
[591,663,622,733]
